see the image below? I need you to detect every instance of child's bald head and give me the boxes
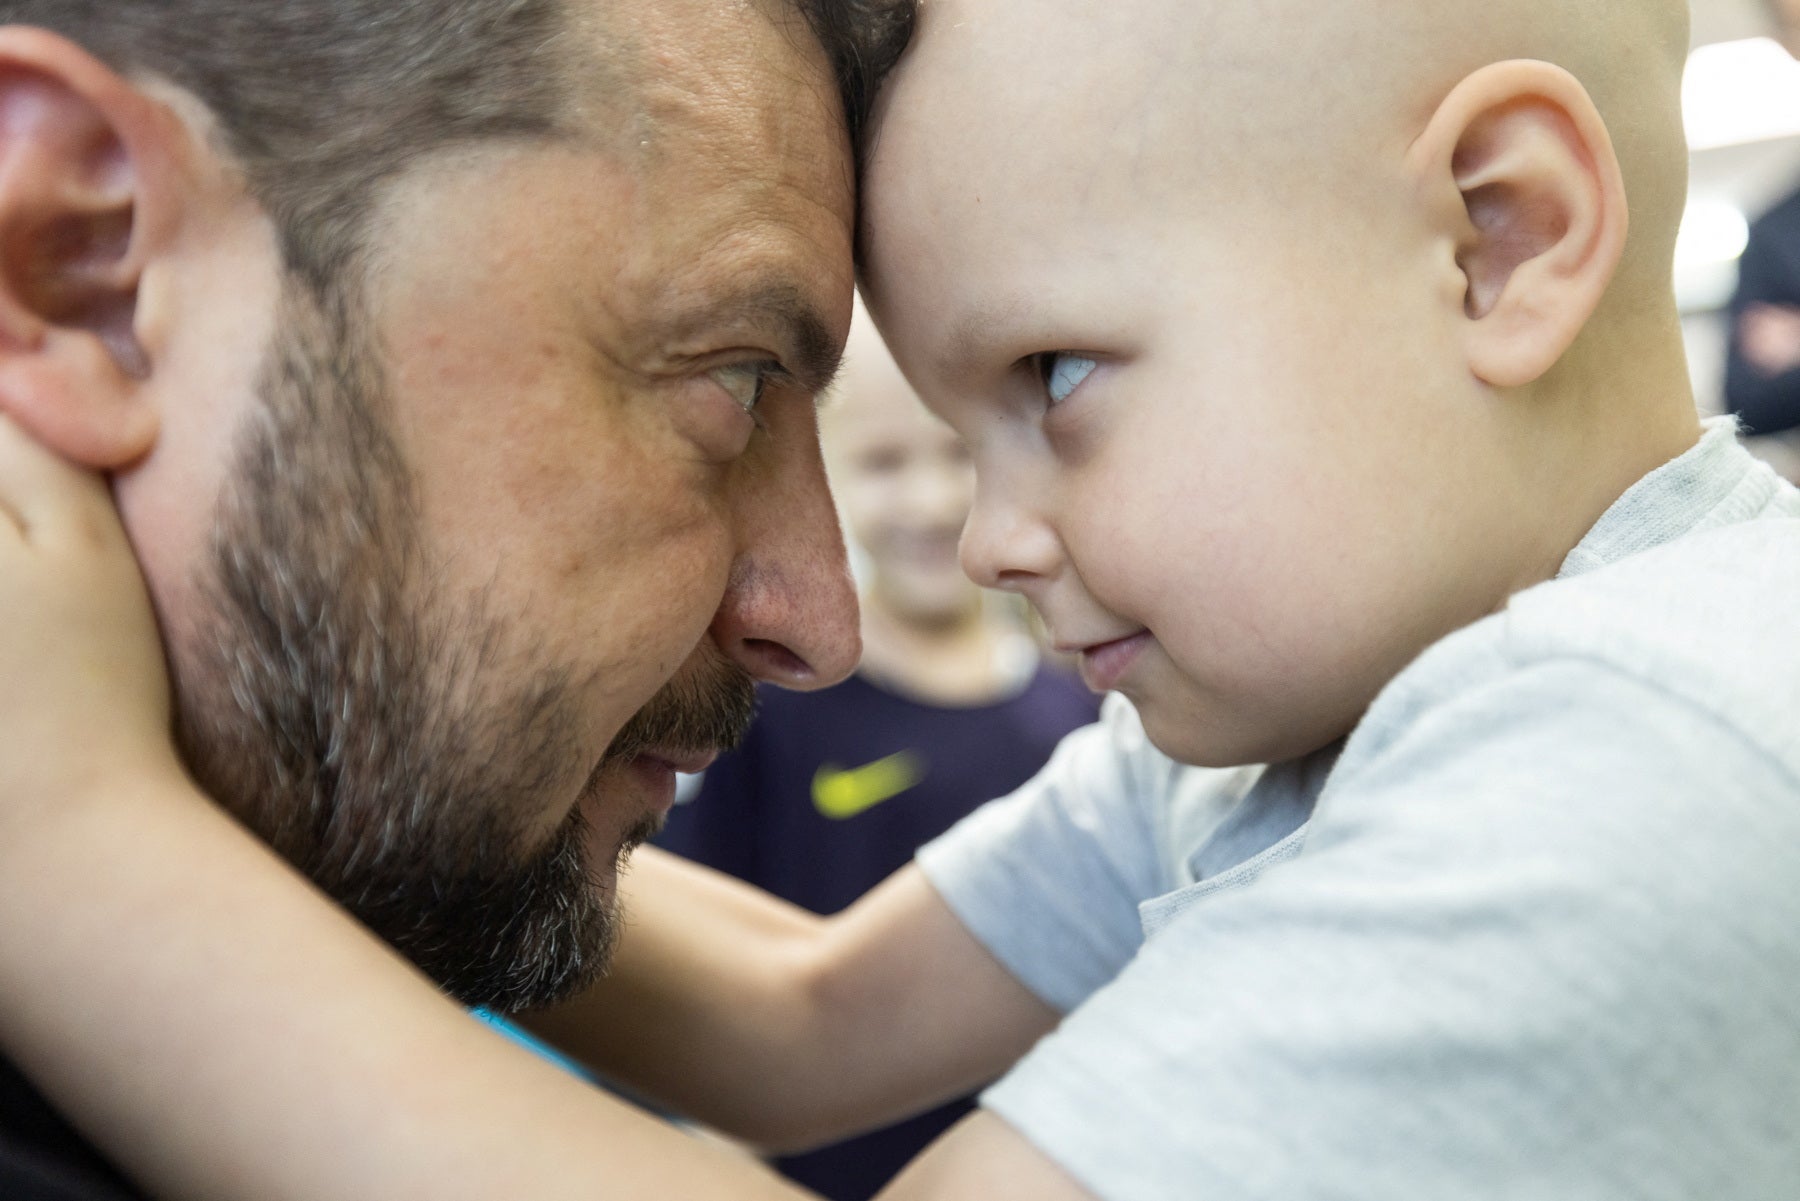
[856,0,1704,766]
[867,0,1690,324]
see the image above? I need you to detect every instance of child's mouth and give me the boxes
[1076,631,1152,693]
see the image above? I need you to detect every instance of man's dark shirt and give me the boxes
[0,1054,143,1200]
[1726,185,1800,436]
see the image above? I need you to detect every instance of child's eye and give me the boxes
[1032,352,1098,406]
[709,360,787,426]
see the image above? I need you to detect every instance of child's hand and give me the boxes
[0,413,181,833]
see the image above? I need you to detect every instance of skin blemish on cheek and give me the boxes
[558,546,590,581]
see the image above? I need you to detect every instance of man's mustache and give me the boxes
[602,654,758,766]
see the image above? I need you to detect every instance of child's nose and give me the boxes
[959,485,1061,595]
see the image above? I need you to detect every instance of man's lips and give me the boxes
[1066,631,1152,693]
[578,747,720,816]
[633,748,720,775]
[620,750,717,823]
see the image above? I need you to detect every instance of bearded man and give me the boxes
[0,0,907,1196]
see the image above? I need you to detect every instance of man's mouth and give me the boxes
[632,747,721,776]
[578,748,719,856]
[578,744,721,810]
[574,651,755,838]
[600,653,758,772]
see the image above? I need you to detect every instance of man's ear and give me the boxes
[1406,61,1629,390]
[0,27,172,468]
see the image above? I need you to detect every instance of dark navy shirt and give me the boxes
[657,664,1100,1201]
[0,1055,143,1201]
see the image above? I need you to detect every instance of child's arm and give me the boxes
[524,848,1059,1151]
[0,416,1089,1200]
[0,758,810,1201]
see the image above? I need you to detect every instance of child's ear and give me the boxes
[1407,61,1629,389]
[0,29,170,469]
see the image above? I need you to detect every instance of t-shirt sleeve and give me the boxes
[978,662,1800,1201]
[915,699,1170,1014]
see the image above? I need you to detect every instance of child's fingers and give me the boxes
[0,412,121,547]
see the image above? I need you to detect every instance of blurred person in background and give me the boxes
[653,303,1099,1201]
[1724,0,1800,435]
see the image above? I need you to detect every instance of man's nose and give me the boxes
[710,416,861,690]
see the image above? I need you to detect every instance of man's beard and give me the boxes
[169,286,755,1013]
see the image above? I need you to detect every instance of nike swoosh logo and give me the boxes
[812,751,924,820]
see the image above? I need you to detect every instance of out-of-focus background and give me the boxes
[1680,0,1800,414]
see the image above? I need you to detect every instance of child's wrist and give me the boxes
[0,753,200,872]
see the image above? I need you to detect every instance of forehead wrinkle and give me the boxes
[565,0,838,173]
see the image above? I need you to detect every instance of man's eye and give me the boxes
[709,361,785,423]
[1032,353,1098,406]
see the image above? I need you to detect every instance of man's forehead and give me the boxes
[557,0,855,303]
[553,0,849,185]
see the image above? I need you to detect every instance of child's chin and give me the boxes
[1136,700,1291,770]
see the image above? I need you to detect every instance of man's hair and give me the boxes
[0,0,913,294]
[797,0,913,158]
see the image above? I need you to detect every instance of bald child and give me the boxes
[4,0,1800,1198]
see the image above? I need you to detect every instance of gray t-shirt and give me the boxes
[917,422,1800,1200]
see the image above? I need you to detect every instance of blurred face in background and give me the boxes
[824,313,979,628]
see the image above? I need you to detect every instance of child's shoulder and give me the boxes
[1508,515,1800,745]
[1300,517,1800,963]
[1351,514,1800,797]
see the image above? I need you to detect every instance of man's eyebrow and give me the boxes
[666,281,845,396]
